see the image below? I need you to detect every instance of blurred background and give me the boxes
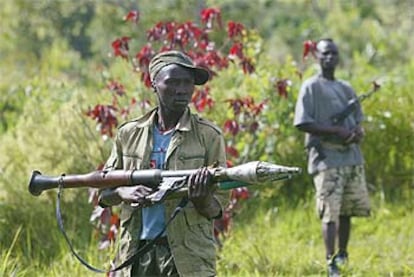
[1,0,413,276]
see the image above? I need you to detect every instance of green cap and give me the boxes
[149,50,210,85]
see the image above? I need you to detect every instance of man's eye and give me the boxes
[184,79,194,85]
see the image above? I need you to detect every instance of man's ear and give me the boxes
[151,82,157,92]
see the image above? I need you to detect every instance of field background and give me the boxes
[1,0,413,276]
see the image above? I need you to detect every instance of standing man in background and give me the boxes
[99,50,228,277]
[294,38,371,276]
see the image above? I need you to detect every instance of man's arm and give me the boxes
[99,186,154,207]
[188,167,222,219]
[297,122,363,144]
[98,132,153,207]
[190,128,227,219]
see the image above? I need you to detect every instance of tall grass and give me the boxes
[1,226,23,276]
[217,197,414,276]
[1,197,413,276]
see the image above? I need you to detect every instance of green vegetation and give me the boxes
[1,0,413,276]
[217,198,414,276]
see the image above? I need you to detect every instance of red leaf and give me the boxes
[106,80,126,96]
[226,145,239,158]
[227,21,244,39]
[200,8,222,29]
[191,86,215,112]
[302,40,317,60]
[240,57,255,74]
[224,98,243,115]
[251,99,268,116]
[136,45,154,69]
[123,10,140,24]
[110,214,120,227]
[232,187,250,200]
[274,79,291,98]
[228,42,244,59]
[85,104,118,137]
[226,160,234,168]
[111,37,131,59]
[223,119,240,136]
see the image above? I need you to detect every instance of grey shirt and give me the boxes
[294,75,364,175]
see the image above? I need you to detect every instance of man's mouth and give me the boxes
[174,99,189,105]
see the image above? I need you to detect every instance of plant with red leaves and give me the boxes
[85,79,137,137]
[88,7,259,251]
[212,96,270,244]
[214,187,250,247]
[87,164,121,250]
[89,191,120,250]
[91,6,260,150]
[111,7,255,92]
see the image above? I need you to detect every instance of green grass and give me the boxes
[1,198,413,276]
[217,199,414,276]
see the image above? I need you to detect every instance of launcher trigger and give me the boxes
[145,176,187,204]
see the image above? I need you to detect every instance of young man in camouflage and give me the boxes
[99,50,227,276]
[294,39,371,276]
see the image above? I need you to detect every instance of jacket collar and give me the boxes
[134,107,192,132]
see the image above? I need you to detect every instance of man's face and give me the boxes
[316,40,339,70]
[153,64,195,114]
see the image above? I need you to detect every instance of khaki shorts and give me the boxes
[313,165,371,223]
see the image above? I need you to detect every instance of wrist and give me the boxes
[193,195,222,219]
[99,189,122,207]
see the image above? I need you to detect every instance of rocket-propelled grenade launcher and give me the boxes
[29,161,302,204]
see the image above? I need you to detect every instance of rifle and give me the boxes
[306,81,381,160]
[29,161,302,204]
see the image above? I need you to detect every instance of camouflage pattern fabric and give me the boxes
[313,165,371,223]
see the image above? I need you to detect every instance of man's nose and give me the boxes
[175,83,190,94]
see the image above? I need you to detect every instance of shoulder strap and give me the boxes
[56,176,188,273]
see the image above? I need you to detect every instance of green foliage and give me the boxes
[0,37,111,275]
[361,60,414,201]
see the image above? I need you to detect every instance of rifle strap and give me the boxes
[56,175,188,274]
